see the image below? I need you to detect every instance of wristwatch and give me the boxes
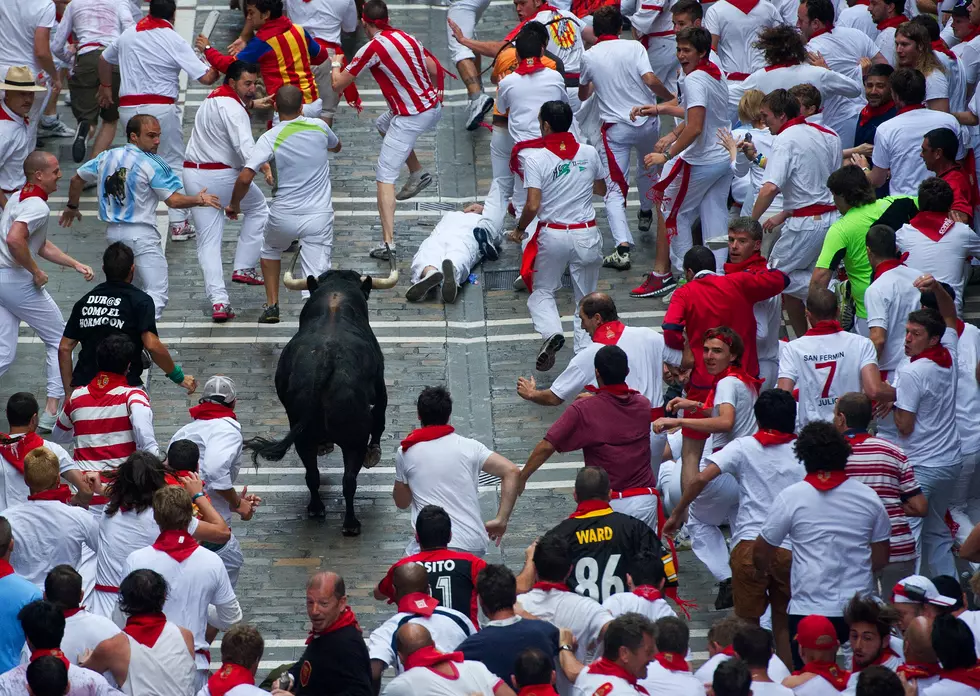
[559,644,574,653]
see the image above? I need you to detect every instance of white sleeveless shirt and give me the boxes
[123,621,196,696]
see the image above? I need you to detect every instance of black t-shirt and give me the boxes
[289,623,373,696]
[458,618,559,683]
[549,507,672,603]
[63,280,156,387]
[377,549,487,627]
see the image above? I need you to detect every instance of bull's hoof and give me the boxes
[318,442,334,456]
[364,444,381,469]
[307,502,326,520]
[342,519,362,536]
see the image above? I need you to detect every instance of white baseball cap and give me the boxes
[202,375,236,405]
[892,575,957,607]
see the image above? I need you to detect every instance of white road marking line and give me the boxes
[183,1,514,10]
[216,653,713,669]
[233,481,571,492]
[239,461,586,476]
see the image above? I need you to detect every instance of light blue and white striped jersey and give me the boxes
[76,144,183,227]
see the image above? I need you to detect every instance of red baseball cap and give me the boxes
[795,615,839,651]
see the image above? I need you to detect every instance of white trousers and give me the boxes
[107,223,168,320]
[610,494,660,534]
[657,158,733,274]
[758,357,779,390]
[600,120,658,248]
[411,226,481,285]
[478,125,515,236]
[949,449,980,555]
[528,225,602,352]
[263,209,334,299]
[119,103,188,225]
[0,268,66,399]
[183,168,269,305]
[645,37,679,95]
[312,62,342,119]
[214,534,245,588]
[768,211,839,300]
[447,0,492,63]
[375,106,442,183]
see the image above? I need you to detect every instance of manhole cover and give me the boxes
[482,268,571,291]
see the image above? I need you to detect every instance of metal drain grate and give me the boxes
[481,268,572,291]
[416,202,457,211]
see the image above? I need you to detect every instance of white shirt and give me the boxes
[865,263,925,372]
[52,0,135,63]
[694,653,792,686]
[549,326,682,404]
[61,610,121,664]
[957,609,980,656]
[936,51,966,112]
[122,622,196,696]
[794,675,851,696]
[184,90,257,169]
[580,40,656,126]
[896,218,980,311]
[0,662,115,696]
[749,682,796,696]
[0,100,44,194]
[707,436,805,547]
[732,64,863,141]
[760,477,891,615]
[629,0,676,52]
[169,417,243,525]
[0,189,49,270]
[894,327,963,467]
[731,127,784,214]
[764,119,842,211]
[778,328,878,426]
[639,661,705,696]
[382,660,502,696]
[124,543,240,670]
[924,68,951,104]
[102,19,208,100]
[497,68,570,144]
[0,0,56,74]
[678,69,730,165]
[246,116,339,214]
[521,142,605,225]
[704,0,782,76]
[285,0,357,45]
[837,4,877,39]
[198,686,267,696]
[367,606,477,672]
[602,592,677,622]
[395,433,493,556]
[0,437,76,512]
[807,27,880,90]
[710,375,758,452]
[872,108,965,195]
[5,499,99,587]
[921,680,980,696]
[954,323,980,454]
[531,7,585,75]
[876,27,900,66]
[574,665,644,696]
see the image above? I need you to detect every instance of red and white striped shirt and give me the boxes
[54,372,159,470]
[844,432,919,563]
[345,29,438,116]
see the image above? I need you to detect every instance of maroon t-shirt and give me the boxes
[544,390,655,490]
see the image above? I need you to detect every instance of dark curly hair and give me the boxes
[844,593,900,638]
[754,26,806,68]
[104,451,167,516]
[794,421,852,473]
[119,569,169,616]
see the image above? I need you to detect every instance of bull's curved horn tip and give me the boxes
[282,271,309,291]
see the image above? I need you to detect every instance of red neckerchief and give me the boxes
[765,61,799,72]
[594,34,620,42]
[517,686,560,696]
[859,100,895,126]
[898,663,942,680]
[869,647,900,668]
[87,371,130,399]
[897,103,925,115]
[911,344,953,368]
[723,253,766,275]
[152,529,200,563]
[403,645,464,671]
[797,662,851,691]
[63,607,85,618]
[510,132,581,176]
[0,559,13,579]
[653,652,690,672]
[871,255,908,281]
[207,664,255,696]
[401,425,455,451]
[909,211,955,242]
[957,318,966,337]
[804,470,848,491]
[704,366,765,409]
[0,431,44,474]
[397,592,440,617]
[754,429,797,447]
[941,665,980,689]
[207,83,246,109]
[31,649,69,670]
[515,56,547,75]
[569,500,612,518]
[28,485,73,504]
[809,23,834,39]
[189,402,238,421]
[805,319,844,336]
[776,115,809,135]
[307,606,361,644]
[692,57,722,80]
[593,383,638,397]
[932,39,956,60]
[719,645,737,656]
[19,184,48,202]
[588,658,650,694]
[254,15,295,41]
[124,612,167,647]
[592,320,626,345]
[632,585,663,601]
[877,14,908,29]
[136,16,172,31]
[532,581,572,593]
[726,0,760,12]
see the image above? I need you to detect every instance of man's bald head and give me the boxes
[277,86,303,117]
[904,616,939,665]
[395,623,434,660]
[307,571,344,598]
[23,151,56,180]
[580,292,618,323]
[392,562,430,598]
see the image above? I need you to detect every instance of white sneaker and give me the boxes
[170,221,196,241]
[37,118,75,138]
[465,94,494,131]
[395,172,432,201]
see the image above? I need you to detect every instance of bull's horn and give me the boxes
[370,246,399,289]
[283,248,309,291]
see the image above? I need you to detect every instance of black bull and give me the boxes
[243,262,397,536]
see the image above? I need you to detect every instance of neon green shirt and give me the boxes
[814,196,915,319]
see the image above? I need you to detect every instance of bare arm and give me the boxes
[58,337,77,407]
[593,178,606,197]
[34,27,59,88]
[227,168,257,216]
[641,71,673,101]
[516,376,565,406]
[393,481,413,509]
[655,402,735,435]
[869,327,887,359]
[142,331,176,374]
[483,452,521,530]
[666,105,705,158]
[809,267,833,294]
[751,183,780,221]
[871,540,890,572]
[860,363,884,402]
[37,240,92,277]
[954,110,979,126]
[902,492,928,518]
[663,463,722,534]
[164,189,220,210]
[515,187,542,235]
[519,439,556,488]
[332,66,356,94]
[961,523,980,562]
[80,635,130,687]
[6,222,42,278]
[894,408,916,437]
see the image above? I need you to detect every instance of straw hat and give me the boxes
[0,66,47,92]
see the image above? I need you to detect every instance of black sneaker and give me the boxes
[535,333,565,372]
[441,259,458,304]
[714,578,734,610]
[258,304,280,324]
[637,209,653,232]
[473,227,498,261]
[72,120,90,163]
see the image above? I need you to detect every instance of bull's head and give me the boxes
[282,244,399,292]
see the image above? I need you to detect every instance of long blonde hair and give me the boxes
[738,89,766,127]
[896,22,945,77]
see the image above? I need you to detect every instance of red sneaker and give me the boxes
[212,303,236,323]
[232,268,264,285]
[631,272,676,298]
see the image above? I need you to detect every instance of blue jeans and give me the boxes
[910,462,962,577]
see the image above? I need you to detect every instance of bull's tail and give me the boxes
[243,425,303,465]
